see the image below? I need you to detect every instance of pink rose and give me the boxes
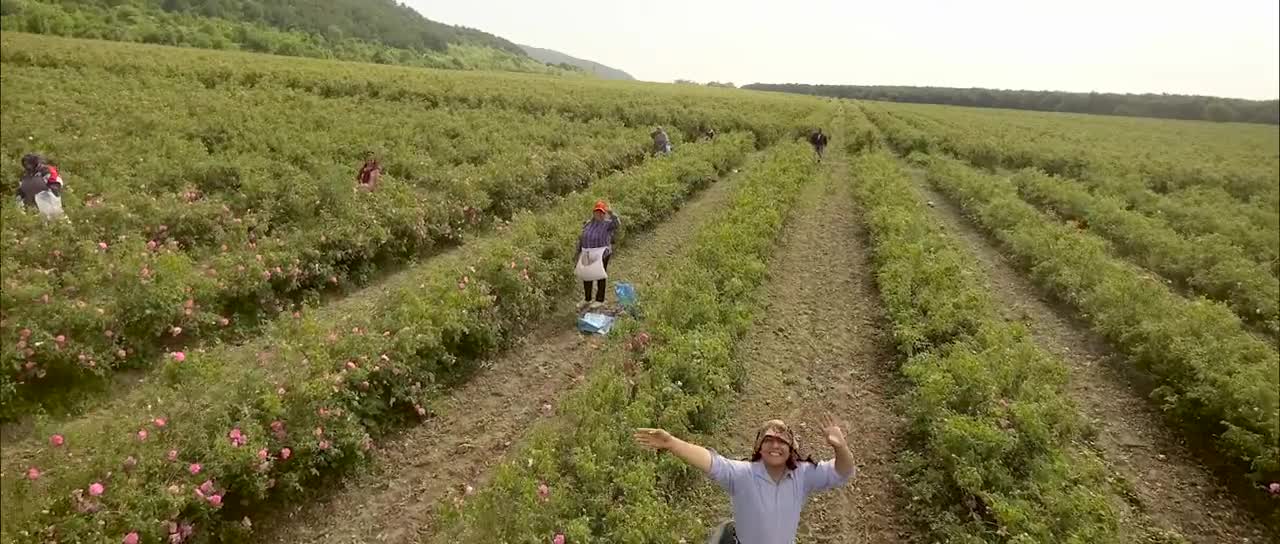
[137,429,149,441]
[98,242,109,250]
[189,463,202,475]
[538,482,550,502]
[123,532,139,544]
[89,482,105,496]
[280,447,291,460]
[171,351,186,362]
[553,533,565,544]
[50,434,65,447]
[26,467,40,480]
[168,449,179,461]
[208,494,222,507]
[154,417,167,427]
[257,448,269,461]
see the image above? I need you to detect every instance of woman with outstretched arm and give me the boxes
[634,415,856,544]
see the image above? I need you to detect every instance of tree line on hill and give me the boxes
[6,0,522,52]
[0,0,579,73]
[743,83,1280,125]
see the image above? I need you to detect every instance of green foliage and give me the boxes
[846,147,1124,542]
[0,0,562,75]
[863,102,1280,206]
[747,83,1280,125]
[0,33,826,418]
[433,142,818,542]
[919,153,1280,490]
[0,134,758,543]
[1010,168,1279,336]
[862,102,1280,274]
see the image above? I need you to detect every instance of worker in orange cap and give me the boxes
[575,199,621,310]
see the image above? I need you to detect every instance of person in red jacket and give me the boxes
[356,151,381,191]
[15,153,64,209]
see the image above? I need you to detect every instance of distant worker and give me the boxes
[575,200,620,310]
[808,128,829,162]
[651,126,672,156]
[15,153,64,209]
[356,151,381,191]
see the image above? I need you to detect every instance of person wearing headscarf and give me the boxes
[651,126,672,155]
[15,153,64,209]
[634,416,855,544]
[356,151,381,191]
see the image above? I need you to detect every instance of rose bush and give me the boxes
[433,140,818,542]
[1,34,835,419]
[849,148,1127,542]
[860,103,1280,276]
[918,152,1280,496]
[0,134,756,542]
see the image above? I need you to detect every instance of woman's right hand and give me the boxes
[633,428,675,450]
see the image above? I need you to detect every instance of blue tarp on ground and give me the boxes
[576,312,615,335]
[614,281,638,309]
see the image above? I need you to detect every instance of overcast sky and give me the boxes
[407,0,1279,100]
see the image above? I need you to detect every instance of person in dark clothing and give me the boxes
[356,151,381,191]
[808,129,829,162]
[651,127,672,156]
[576,200,621,310]
[15,153,64,209]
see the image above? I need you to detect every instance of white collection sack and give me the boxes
[34,190,65,220]
[574,247,609,282]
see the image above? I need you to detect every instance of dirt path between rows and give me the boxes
[688,153,918,544]
[906,166,1277,543]
[256,162,755,544]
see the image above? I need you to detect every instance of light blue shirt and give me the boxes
[708,450,854,544]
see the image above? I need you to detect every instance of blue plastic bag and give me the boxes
[614,282,638,308]
[576,312,615,335]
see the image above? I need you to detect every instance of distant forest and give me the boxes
[743,83,1280,125]
[0,0,577,74]
[4,0,523,51]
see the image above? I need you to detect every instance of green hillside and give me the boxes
[519,43,634,81]
[0,0,577,75]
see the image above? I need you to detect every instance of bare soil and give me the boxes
[688,154,919,544]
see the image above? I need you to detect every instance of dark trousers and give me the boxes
[583,254,611,302]
[707,520,737,544]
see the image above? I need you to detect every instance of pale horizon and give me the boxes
[409,0,1280,101]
